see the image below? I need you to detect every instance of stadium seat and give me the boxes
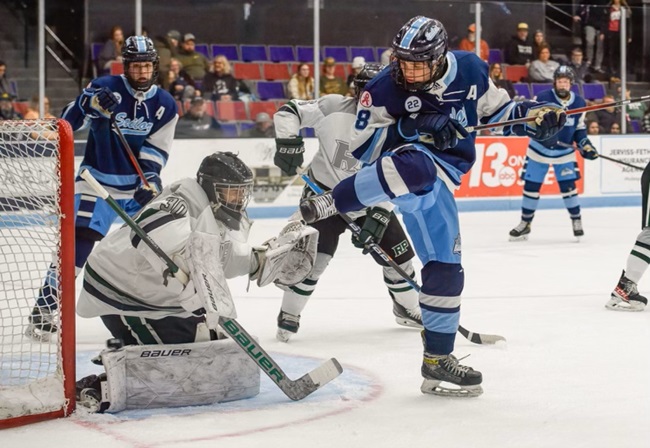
[488,49,503,64]
[256,81,286,100]
[211,44,239,61]
[571,83,582,97]
[350,46,376,62]
[531,83,553,97]
[504,65,528,82]
[630,120,641,133]
[8,80,18,98]
[194,44,210,59]
[301,127,316,138]
[262,63,291,80]
[13,101,29,116]
[233,62,262,80]
[582,83,606,101]
[239,121,255,134]
[269,45,296,62]
[216,101,248,121]
[249,101,278,119]
[91,42,103,62]
[323,46,349,63]
[110,61,123,75]
[296,46,321,62]
[513,83,531,99]
[219,123,239,137]
[241,45,268,62]
[376,47,389,63]
[175,100,184,117]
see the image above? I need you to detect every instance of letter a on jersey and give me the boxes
[466,85,477,100]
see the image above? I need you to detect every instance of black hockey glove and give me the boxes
[134,175,161,207]
[79,86,119,119]
[352,207,391,254]
[398,113,469,152]
[274,137,305,176]
[578,139,599,160]
[510,101,567,141]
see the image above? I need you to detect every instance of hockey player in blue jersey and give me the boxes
[509,66,598,241]
[299,16,567,397]
[26,36,179,341]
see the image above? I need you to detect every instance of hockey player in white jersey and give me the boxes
[75,152,318,412]
[272,63,421,342]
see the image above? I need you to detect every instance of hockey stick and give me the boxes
[80,169,343,401]
[302,175,505,345]
[110,117,150,188]
[557,141,645,171]
[468,94,650,134]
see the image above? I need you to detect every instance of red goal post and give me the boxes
[0,119,76,428]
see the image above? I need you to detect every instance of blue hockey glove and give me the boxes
[399,113,469,151]
[510,101,567,141]
[274,137,305,176]
[134,175,161,207]
[578,139,599,160]
[352,207,391,254]
[79,86,119,119]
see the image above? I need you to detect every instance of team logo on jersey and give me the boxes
[565,117,575,126]
[113,92,122,104]
[114,112,154,134]
[360,91,372,108]
[561,167,574,176]
[392,240,410,257]
[450,106,468,128]
[405,96,421,113]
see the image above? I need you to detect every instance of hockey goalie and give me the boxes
[75,152,318,412]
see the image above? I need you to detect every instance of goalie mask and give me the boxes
[553,65,575,100]
[122,36,159,91]
[353,63,385,100]
[197,152,253,230]
[391,16,448,92]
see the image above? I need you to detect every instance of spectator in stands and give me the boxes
[593,94,622,131]
[0,92,21,120]
[532,30,548,58]
[603,0,632,82]
[176,33,210,82]
[98,25,124,73]
[574,0,607,73]
[0,61,16,98]
[168,58,198,100]
[459,23,489,62]
[202,55,251,102]
[153,30,181,87]
[567,47,592,84]
[586,119,601,135]
[528,44,559,83]
[173,97,222,139]
[380,48,393,66]
[24,95,56,119]
[241,112,275,138]
[505,22,534,66]
[346,57,365,96]
[287,63,315,100]
[610,122,621,134]
[489,63,516,99]
[617,87,646,121]
[320,57,346,96]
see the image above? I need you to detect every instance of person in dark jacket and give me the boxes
[505,22,534,66]
[202,55,251,102]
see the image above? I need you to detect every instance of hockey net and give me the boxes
[0,119,75,428]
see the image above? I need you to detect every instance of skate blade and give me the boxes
[420,379,483,398]
[508,235,529,242]
[276,328,295,342]
[394,317,423,329]
[605,299,645,312]
[24,324,54,343]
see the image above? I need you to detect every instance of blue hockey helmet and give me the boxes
[122,36,159,91]
[391,16,448,91]
[553,65,575,98]
[353,63,385,99]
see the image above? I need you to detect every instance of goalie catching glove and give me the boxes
[274,137,305,176]
[251,220,318,287]
[352,207,391,254]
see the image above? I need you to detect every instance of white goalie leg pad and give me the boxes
[252,220,318,287]
[99,339,260,413]
[186,231,237,326]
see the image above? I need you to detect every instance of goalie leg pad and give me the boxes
[98,339,260,412]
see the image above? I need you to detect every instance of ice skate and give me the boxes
[421,352,483,397]
[276,311,301,342]
[509,221,531,241]
[572,218,584,238]
[24,306,58,342]
[391,296,423,329]
[606,271,647,312]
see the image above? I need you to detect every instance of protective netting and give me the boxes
[0,120,68,421]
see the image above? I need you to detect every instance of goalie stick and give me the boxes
[302,175,505,345]
[79,169,343,401]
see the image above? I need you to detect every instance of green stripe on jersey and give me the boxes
[631,249,650,264]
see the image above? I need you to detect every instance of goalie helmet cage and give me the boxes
[0,119,75,429]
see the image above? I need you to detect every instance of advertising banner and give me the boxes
[599,136,650,194]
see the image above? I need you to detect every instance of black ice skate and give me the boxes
[391,296,423,329]
[24,306,58,342]
[572,218,584,238]
[606,271,648,312]
[509,221,531,241]
[421,352,483,397]
[276,311,301,342]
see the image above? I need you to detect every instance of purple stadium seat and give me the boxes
[513,83,531,99]
[194,44,210,59]
[211,44,239,61]
[219,123,239,137]
[296,46,321,62]
[269,45,296,62]
[91,42,103,62]
[531,83,553,97]
[301,127,316,138]
[323,46,349,63]
[350,46,376,62]
[488,49,503,64]
[582,83,606,101]
[256,81,286,100]
[241,45,268,62]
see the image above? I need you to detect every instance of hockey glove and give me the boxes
[578,139,599,160]
[80,86,119,119]
[509,101,567,141]
[352,207,391,254]
[274,137,305,176]
[134,175,162,207]
[300,192,337,224]
[398,113,469,152]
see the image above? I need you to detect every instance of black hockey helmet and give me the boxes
[353,63,385,99]
[391,16,448,91]
[122,36,159,91]
[197,152,253,229]
[553,65,575,99]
